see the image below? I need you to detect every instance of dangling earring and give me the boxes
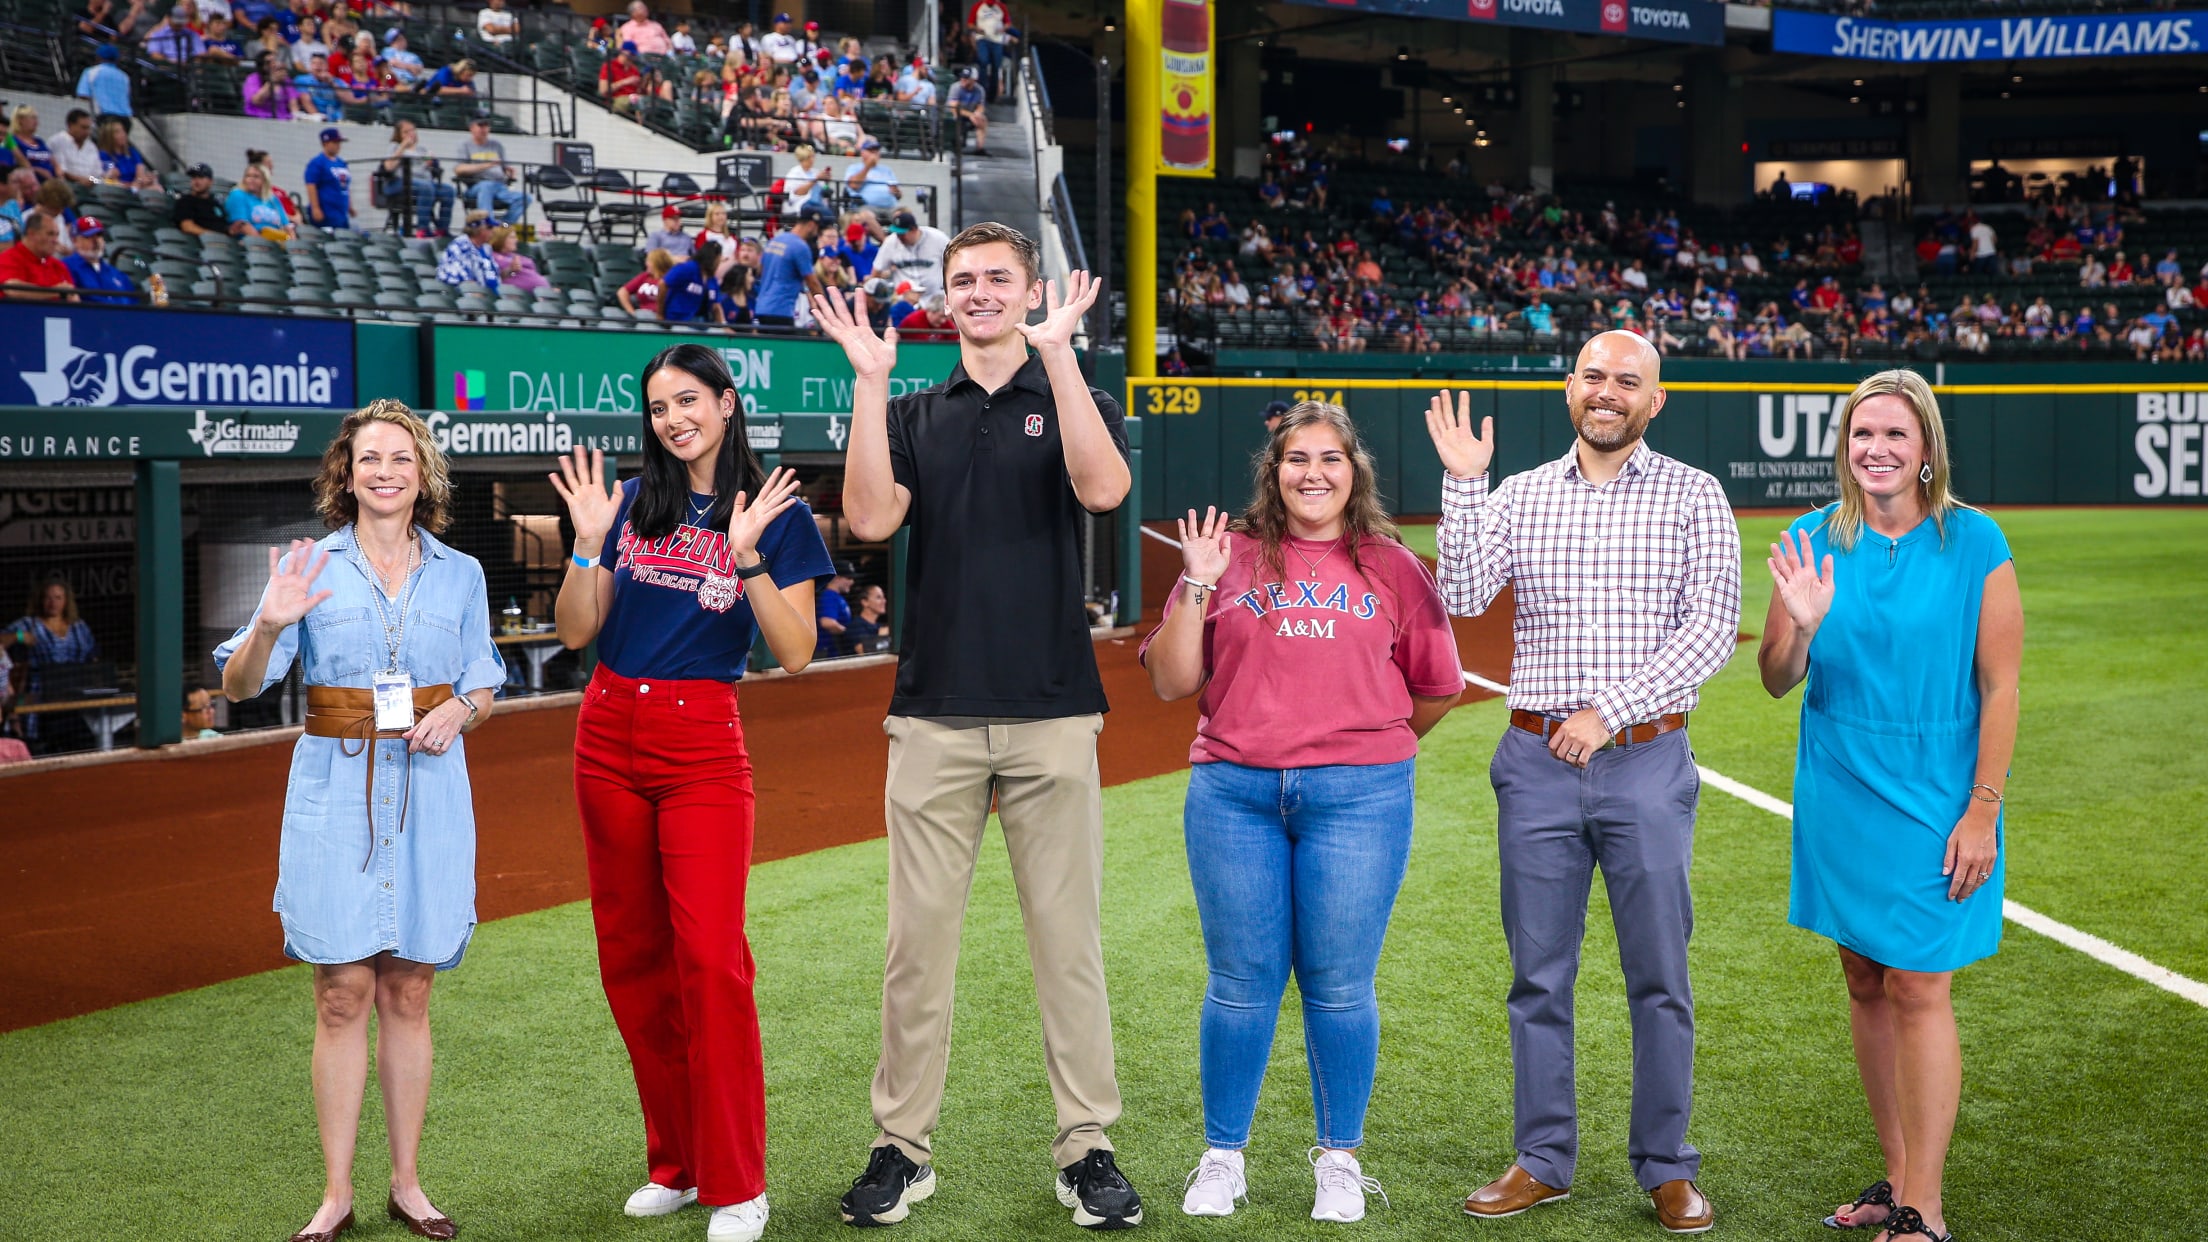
[1919,462,1934,484]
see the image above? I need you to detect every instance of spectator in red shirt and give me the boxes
[1836,228,1862,266]
[0,210,77,300]
[1810,276,1844,312]
[2106,251,2135,285]
[617,247,676,315]
[896,295,956,341]
[599,42,645,114]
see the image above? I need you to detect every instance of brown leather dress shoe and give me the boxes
[1651,1179,1714,1233]
[286,1209,354,1242]
[388,1193,458,1240]
[1463,1164,1571,1218]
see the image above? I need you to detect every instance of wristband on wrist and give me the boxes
[1181,573,1217,603]
[571,550,601,569]
[734,557,773,579]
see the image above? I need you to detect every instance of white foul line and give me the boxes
[1152,521,2208,1008]
[1461,668,2208,1010]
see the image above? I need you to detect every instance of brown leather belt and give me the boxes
[1510,709,1688,749]
[303,684,453,870]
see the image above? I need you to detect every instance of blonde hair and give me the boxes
[704,201,729,232]
[313,399,455,533]
[645,247,675,276]
[1824,368,1969,552]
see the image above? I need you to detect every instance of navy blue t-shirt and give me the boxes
[595,477,836,681]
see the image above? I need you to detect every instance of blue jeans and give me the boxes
[975,37,1005,102]
[400,179,454,232]
[473,180,531,224]
[1183,757,1416,1150]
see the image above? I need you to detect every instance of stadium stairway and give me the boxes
[954,79,1043,241]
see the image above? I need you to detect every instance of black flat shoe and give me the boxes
[1822,1178,1894,1229]
[1884,1205,1954,1242]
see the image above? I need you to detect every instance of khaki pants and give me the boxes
[872,713,1120,1170]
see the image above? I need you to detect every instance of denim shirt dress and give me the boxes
[214,526,506,970]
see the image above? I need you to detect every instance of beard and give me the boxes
[1570,399,1652,451]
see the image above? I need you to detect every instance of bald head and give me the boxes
[1565,329,1665,454]
[1576,329,1662,382]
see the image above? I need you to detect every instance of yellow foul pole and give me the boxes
[1125,0,1160,379]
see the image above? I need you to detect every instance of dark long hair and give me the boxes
[1232,401,1401,598]
[629,342,765,540]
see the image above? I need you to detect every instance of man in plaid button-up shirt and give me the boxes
[1432,331,1740,1232]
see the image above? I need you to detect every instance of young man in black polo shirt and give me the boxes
[811,224,1141,1231]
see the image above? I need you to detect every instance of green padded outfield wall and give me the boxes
[1130,370,2208,519]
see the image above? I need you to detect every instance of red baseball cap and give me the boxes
[73,217,106,238]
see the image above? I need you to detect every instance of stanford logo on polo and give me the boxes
[616,522,748,614]
[1468,0,1496,18]
[1024,413,1046,437]
[1601,0,1628,30]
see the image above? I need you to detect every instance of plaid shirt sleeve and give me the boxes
[1434,469,1513,617]
[1585,472,1743,733]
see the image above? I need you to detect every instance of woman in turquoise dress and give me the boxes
[1758,369,2022,1242]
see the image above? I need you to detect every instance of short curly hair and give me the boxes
[313,398,454,533]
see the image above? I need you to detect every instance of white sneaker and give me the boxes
[706,1193,769,1242]
[1181,1148,1248,1217]
[1310,1148,1387,1223]
[625,1182,699,1217]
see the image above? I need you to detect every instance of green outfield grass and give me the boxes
[3,510,2204,1240]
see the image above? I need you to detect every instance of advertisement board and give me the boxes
[1125,379,2208,519]
[1285,0,1722,47]
[0,408,643,461]
[1773,9,2206,62]
[429,326,961,420]
[1159,0,1215,177]
[0,305,355,410]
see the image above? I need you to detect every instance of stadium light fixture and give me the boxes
[1397,46,1409,60]
[1442,95,1452,103]
[1849,95,1860,104]
[1673,83,1683,91]
[2011,74,2022,83]
[2000,90,2011,98]
[1853,78,1864,86]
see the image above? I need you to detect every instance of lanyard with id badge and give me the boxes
[353,529,420,732]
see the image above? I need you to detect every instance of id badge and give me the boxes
[372,670,415,732]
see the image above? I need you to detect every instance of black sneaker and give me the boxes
[841,1144,935,1227]
[1054,1149,1143,1230]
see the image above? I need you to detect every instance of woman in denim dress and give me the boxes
[216,400,505,1242]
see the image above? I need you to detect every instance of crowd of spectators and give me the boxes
[1159,137,2208,363]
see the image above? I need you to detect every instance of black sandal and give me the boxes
[1883,1205,1954,1242]
[1821,1179,1893,1230]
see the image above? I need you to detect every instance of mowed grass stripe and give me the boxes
[0,511,2202,1240]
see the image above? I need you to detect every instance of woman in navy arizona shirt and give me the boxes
[548,343,832,1238]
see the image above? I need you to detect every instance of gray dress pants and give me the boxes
[1489,724,1702,1191]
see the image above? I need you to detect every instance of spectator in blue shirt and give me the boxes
[659,240,724,323]
[95,119,156,190]
[841,140,901,214]
[753,203,826,325]
[814,560,855,658]
[295,54,349,122]
[436,213,500,290]
[832,58,866,98]
[62,217,134,304]
[303,127,353,231]
[75,45,134,123]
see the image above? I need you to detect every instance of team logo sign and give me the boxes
[1468,0,1497,17]
[1024,413,1046,437]
[1602,0,1628,31]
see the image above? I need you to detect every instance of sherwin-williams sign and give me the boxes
[429,326,961,419]
[1773,9,2206,61]
[0,305,354,408]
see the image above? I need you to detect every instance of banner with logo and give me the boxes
[0,305,355,409]
[1284,0,1721,47]
[1158,0,1215,177]
[0,408,644,461]
[1773,9,2206,61]
[430,325,961,421]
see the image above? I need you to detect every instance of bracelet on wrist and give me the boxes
[1969,783,2004,804]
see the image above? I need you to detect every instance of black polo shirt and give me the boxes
[885,352,1129,718]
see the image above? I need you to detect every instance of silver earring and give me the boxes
[1919,462,1934,484]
